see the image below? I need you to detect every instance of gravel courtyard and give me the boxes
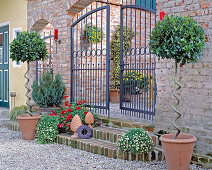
[0,120,207,170]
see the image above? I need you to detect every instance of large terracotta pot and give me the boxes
[109,89,120,103]
[160,133,197,170]
[17,114,41,140]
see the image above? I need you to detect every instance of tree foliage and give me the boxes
[10,31,48,62]
[150,15,205,65]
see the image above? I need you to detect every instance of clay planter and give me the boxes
[160,133,197,170]
[17,114,41,140]
[109,89,120,103]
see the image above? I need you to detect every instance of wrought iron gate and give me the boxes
[120,0,157,121]
[70,2,110,116]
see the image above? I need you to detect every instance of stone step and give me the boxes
[98,115,155,132]
[93,126,159,146]
[57,133,164,161]
[0,108,9,118]
[7,121,164,161]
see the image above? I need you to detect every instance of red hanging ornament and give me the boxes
[160,11,165,21]
[54,29,58,40]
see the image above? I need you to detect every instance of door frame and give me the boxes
[0,21,10,108]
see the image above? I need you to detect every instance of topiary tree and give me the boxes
[32,71,65,108]
[10,31,48,115]
[150,15,205,138]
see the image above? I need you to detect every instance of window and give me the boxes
[13,28,22,68]
[136,0,156,10]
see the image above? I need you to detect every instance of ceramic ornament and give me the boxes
[85,112,94,129]
[70,115,82,139]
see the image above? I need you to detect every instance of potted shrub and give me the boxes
[150,15,205,169]
[10,31,48,140]
[123,71,152,101]
[32,70,65,114]
[110,26,135,103]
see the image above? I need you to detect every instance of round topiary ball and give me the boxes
[117,128,153,154]
[150,15,205,65]
[10,31,48,63]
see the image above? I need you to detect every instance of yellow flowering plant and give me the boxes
[123,71,152,94]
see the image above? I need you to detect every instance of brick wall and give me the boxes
[27,0,73,104]
[155,0,212,154]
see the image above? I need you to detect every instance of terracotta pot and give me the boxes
[17,114,41,140]
[160,133,197,170]
[109,89,120,103]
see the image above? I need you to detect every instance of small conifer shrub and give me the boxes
[32,71,65,108]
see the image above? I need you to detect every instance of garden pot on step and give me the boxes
[160,133,197,170]
[109,89,120,103]
[17,114,41,140]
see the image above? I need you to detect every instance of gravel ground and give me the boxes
[0,120,207,170]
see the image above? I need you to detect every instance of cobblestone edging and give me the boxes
[8,121,212,168]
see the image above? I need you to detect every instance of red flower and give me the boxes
[98,123,101,126]
[69,104,72,107]
[58,124,64,128]
[67,109,72,112]
[65,101,69,106]
[49,113,58,116]
[53,111,56,114]
[76,106,81,110]
[84,100,86,103]
[78,101,83,105]
[66,124,70,127]
[67,115,72,121]
[61,110,66,115]
[64,96,69,99]
[61,115,63,118]
[63,120,67,123]
[84,112,88,115]
[54,105,56,107]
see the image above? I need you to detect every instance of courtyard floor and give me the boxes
[0,119,206,170]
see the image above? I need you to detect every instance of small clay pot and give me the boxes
[160,133,197,170]
[17,114,41,140]
[109,89,120,103]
